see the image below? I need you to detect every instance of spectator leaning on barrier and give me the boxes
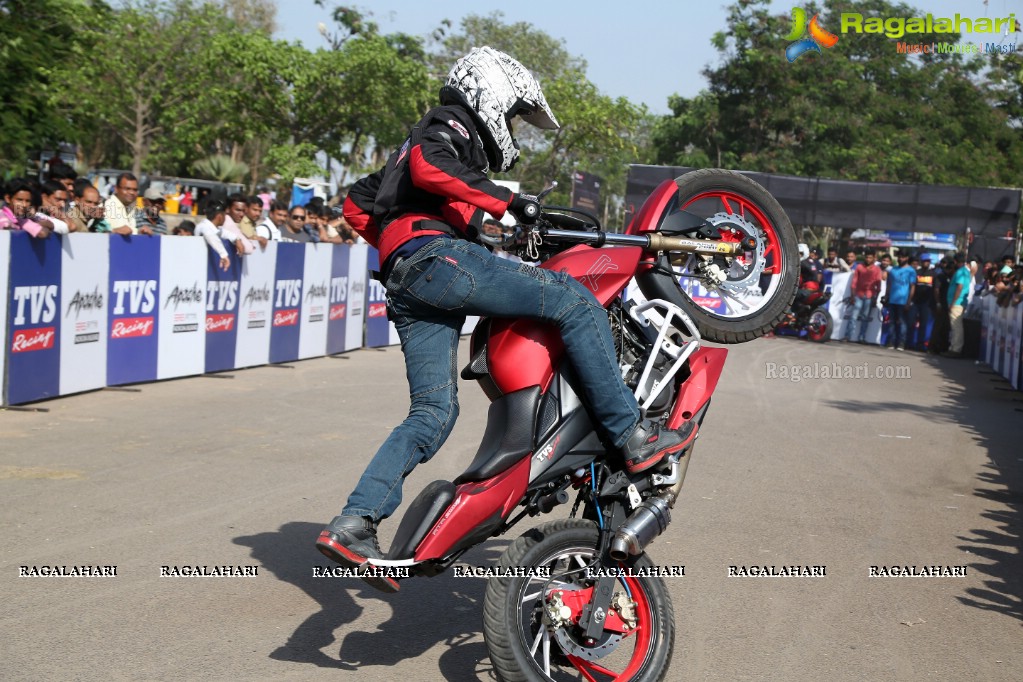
[885,250,916,351]
[845,250,858,270]
[942,251,972,358]
[140,187,169,235]
[194,201,231,271]
[255,200,286,241]
[38,180,73,234]
[69,181,112,233]
[220,193,255,255]
[846,251,883,344]
[908,254,935,351]
[242,196,268,247]
[280,204,316,243]
[105,173,152,236]
[1,178,50,238]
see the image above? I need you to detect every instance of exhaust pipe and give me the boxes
[609,495,672,561]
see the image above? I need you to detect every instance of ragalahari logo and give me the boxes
[785,7,839,62]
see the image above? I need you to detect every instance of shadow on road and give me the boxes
[823,354,1023,625]
[234,521,511,679]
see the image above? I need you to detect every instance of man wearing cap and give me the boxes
[907,255,935,351]
[140,187,169,235]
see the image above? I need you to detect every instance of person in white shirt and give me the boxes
[255,199,288,241]
[104,173,152,236]
[193,201,231,271]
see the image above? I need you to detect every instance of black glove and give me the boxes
[508,193,540,224]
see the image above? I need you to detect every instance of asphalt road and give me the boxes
[1,336,1020,681]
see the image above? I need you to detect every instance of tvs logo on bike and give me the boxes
[578,255,619,294]
[534,436,561,463]
[785,7,839,61]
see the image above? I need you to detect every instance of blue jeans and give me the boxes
[343,238,641,521]
[907,301,933,350]
[888,302,909,348]
[850,295,874,342]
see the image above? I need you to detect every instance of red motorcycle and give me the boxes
[774,280,834,342]
[361,169,797,681]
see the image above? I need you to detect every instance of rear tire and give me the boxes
[483,519,674,681]
[637,169,799,344]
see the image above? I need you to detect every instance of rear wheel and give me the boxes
[637,169,799,344]
[483,519,674,681]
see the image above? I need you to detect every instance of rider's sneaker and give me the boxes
[316,515,400,593]
[621,420,697,475]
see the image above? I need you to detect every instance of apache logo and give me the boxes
[65,287,104,318]
[351,280,365,295]
[273,309,299,327]
[11,327,56,353]
[534,436,561,463]
[112,280,157,315]
[243,285,271,307]
[111,316,154,339]
[305,282,328,301]
[164,283,203,310]
[206,281,239,312]
[578,255,620,294]
[785,7,839,62]
[206,314,235,333]
[12,285,58,326]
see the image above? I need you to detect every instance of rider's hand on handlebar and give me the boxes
[508,193,540,224]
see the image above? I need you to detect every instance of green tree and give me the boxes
[0,0,105,174]
[652,0,1023,186]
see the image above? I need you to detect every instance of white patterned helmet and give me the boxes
[443,46,559,173]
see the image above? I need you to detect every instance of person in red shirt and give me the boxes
[845,251,882,343]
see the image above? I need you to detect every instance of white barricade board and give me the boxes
[0,231,9,404]
[1013,304,1023,390]
[157,236,208,379]
[828,271,884,344]
[346,245,369,352]
[236,241,277,368]
[59,234,110,395]
[298,243,333,359]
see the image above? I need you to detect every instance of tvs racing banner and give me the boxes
[59,234,109,396]
[7,232,62,404]
[298,243,332,359]
[0,231,9,404]
[326,243,350,355]
[236,241,276,368]
[157,237,207,380]
[346,244,369,351]
[108,236,160,386]
[204,240,243,373]
[270,242,305,363]
[364,247,398,348]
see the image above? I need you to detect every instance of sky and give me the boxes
[275,0,1020,115]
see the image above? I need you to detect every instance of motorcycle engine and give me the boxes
[610,303,676,418]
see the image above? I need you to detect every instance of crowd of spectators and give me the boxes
[0,166,360,265]
[802,245,1021,358]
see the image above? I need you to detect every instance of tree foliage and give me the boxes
[652,0,1023,187]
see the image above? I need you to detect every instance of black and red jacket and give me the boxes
[343,103,515,264]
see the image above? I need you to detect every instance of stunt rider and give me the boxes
[317,47,696,590]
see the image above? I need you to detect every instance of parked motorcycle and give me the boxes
[774,281,834,342]
[352,169,797,681]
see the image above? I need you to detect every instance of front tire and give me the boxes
[807,308,833,343]
[483,519,675,681]
[637,169,799,344]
